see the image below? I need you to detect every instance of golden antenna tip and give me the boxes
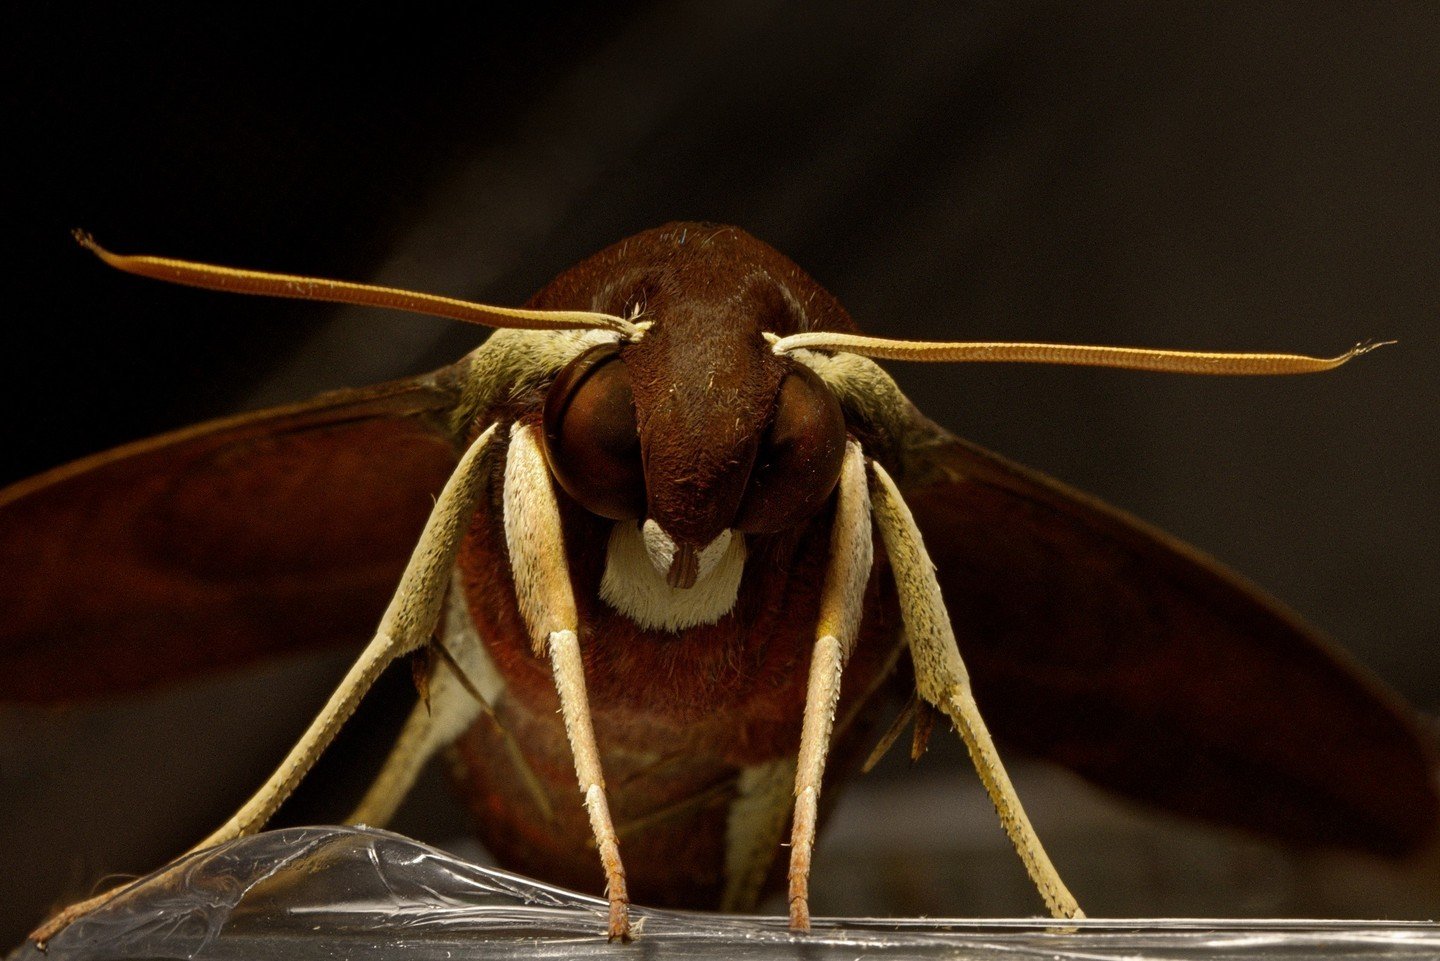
[1349,339,1398,361]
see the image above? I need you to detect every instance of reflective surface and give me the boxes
[12,826,1438,961]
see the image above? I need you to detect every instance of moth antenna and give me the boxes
[772,330,1393,375]
[72,230,641,338]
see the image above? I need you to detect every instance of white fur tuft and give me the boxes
[600,522,745,630]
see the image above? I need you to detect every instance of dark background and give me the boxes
[4,2,1439,943]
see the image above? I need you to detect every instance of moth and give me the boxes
[6,223,1435,944]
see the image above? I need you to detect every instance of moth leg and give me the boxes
[348,569,548,828]
[31,425,498,947]
[787,441,873,930]
[503,422,631,941]
[721,757,795,913]
[346,657,458,829]
[869,461,1084,920]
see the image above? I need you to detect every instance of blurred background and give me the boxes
[4,2,1439,945]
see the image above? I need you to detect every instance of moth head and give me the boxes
[540,308,847,588]
[532,224,853,593]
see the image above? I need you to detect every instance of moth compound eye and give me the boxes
[735,364,847,534]
[542,344,646,520]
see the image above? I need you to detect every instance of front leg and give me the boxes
[869,460,1083,921]
[503,422,631,941]
[348,570,554,830]
[786,441,873,930]
[30,424,497,947]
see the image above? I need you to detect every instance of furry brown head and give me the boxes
[534,223,852,571]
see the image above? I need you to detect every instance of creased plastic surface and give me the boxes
[12,826,1439,961]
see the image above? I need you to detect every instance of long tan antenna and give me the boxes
[73,231,641,338]
[773,331,1393,375]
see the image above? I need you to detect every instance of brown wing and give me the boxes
[898,412,1438,858]
[0,371,465,704]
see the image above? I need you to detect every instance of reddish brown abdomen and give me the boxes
[446,449,901,907]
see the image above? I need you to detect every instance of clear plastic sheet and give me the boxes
[10,826,1438,961]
